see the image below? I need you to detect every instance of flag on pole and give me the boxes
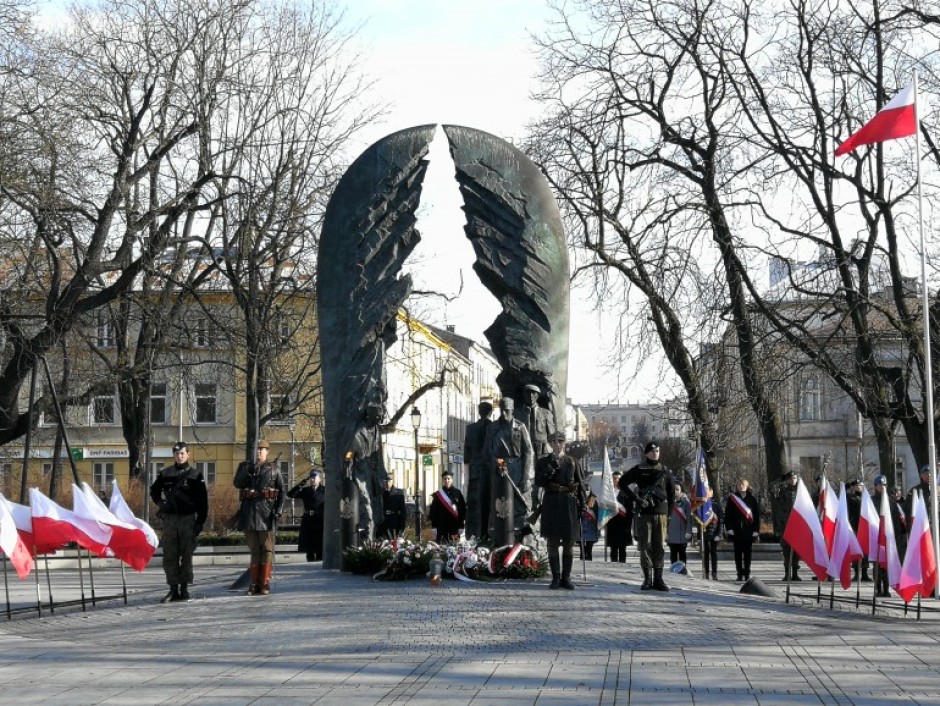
[0,493,33,578]
[595,446,618,529]
[819,476,838,553]
[29,487,112,556]
[110,479,158,552]
[898,490,939,603]
[2,496,34,550]
[835,84,917,156]
[689,446,713,527]
[878,488,903,593]
[783,478,829,581]
[857,487,880,561]
[76,483,155,572]
[827,483,863,589]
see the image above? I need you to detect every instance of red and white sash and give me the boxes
[617,502,627,517]
[584,507,597,522]
[729,493,753,522]
[502,543,523,567]
[434,489,460,520]
[672,504,687,521]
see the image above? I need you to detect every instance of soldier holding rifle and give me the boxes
[233,440,284,595]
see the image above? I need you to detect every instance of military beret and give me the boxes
[644,441,660,453]
[172,441,188,453]
[257,439,271,450]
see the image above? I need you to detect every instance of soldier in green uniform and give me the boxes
[150,441,208,603]
[234,440,284,595]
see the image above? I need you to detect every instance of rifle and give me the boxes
[496,458,530,512]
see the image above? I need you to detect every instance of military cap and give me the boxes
[523,383,541,394]
[781,470,798,480]
[920,465,932,474]
[644,441,660,453]
[847,477,861,487]
[384,471,394,481]
[257,439,271,450]
[548,430,567,443]
[172,441,188,453]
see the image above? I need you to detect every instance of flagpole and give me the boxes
[913,70,940,600]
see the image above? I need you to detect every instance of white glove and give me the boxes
[726,529,734,536]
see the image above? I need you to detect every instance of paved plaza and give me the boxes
[0,550,937,705]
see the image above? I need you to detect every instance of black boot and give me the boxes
[179,584,190,601]
[652,568,670,592]
[560,553,575,590]
[641,568,652,590]
[549,555,560,589]
[161,584,180,603]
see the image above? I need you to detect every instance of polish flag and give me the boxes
[898,490,939,603]
[827,483,863,590]
[76,483,155,572]
[110,480,159,551]
[835,84,917,156]
[783,479,830,581]
[819,476,837,553]
[3,497,34,550]
[857,487,880,560]
[29,488,111,557]
[877,489,903,592]
[0,494,33,578]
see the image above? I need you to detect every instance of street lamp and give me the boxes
[411,406,422,539]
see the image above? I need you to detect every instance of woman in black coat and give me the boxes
[724,478,760,581]
[286,470,325,561]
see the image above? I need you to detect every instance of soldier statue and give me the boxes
[463,400,493,539]
[348,403,386,542]
[484,397,534,542]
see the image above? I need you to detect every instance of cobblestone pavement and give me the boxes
[0,554,937,705]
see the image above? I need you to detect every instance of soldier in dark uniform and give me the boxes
[379,471,407,539]
[463,400,493,540]
[286,469,325,561]
[150,441,208,603]
[233,440,284,595]
[846,478,871,582]
[484,397,534,542]
[906,465,934,524]
[770,471,802,581]
[428,469,467,542]
[724,478,760,581]
[873,474,906,597]
[605,470,633,562]
[535,431,587,589]
[619,441,674,591]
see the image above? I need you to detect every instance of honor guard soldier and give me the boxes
[233,440,284,595]
[286,469,325,561]
[535,431,587,589]
[150,441,208,603]
[619,441,674,591]
[379,472,408,539]
[429,470,467,542]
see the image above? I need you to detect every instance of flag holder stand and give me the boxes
[2,556,10,620]
[872,552,881,616]
[854,569,861,609]
[75,547,87,612]
[785,570,791,604]
[86,549,97,606]
[120,563,128,605]
[828,578,835,610]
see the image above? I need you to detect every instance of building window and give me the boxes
[799,456,823,475]
[92,394,116,424]
[277,315,291,348]
[150,383,167,424]
[96,311,115,348]
[93,462,115,489]
[194,317,214,348]
[799,376,821,421]
[41,462,52,476]
[279,459,290,485]
[268,394,292,425]
[196,461,216,485]
[150,462,164,486]
[194,383,217,424]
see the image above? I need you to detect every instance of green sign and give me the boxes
[422,454,433,466]
[71,448,83,461]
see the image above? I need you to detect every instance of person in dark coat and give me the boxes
[428,470,467,542]
[463,401,493,539]
[873,474,907,597]
[619,441,674,591]
[846,478,870,582]
[378,472,407,539]
[605,470,633,562]
[580,493,600,560]
[906,465,934,525]
[535,431,587,590]
[667,483,691,566]
[150,440,208,603]
[724,477,760,581]
[770,471,802,581]
[286,469,325,561]
[233,440,284,595]
[701,497,723,580]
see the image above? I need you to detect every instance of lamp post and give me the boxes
[411,406,422,539]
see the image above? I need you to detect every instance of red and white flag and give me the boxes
[3,496,34,550]
[110,480,159,551]
[857,487,880,561]
[898,490,939,603]
[835,84,917,156]
[877,489,903,592]
[783,479,829,581]
[29,488,111,557]
[77,483,155,572]
[0,493,33,578]
[827,483,863,589]
[819,476,837,553]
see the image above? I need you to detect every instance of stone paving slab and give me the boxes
[0,556,938,704]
